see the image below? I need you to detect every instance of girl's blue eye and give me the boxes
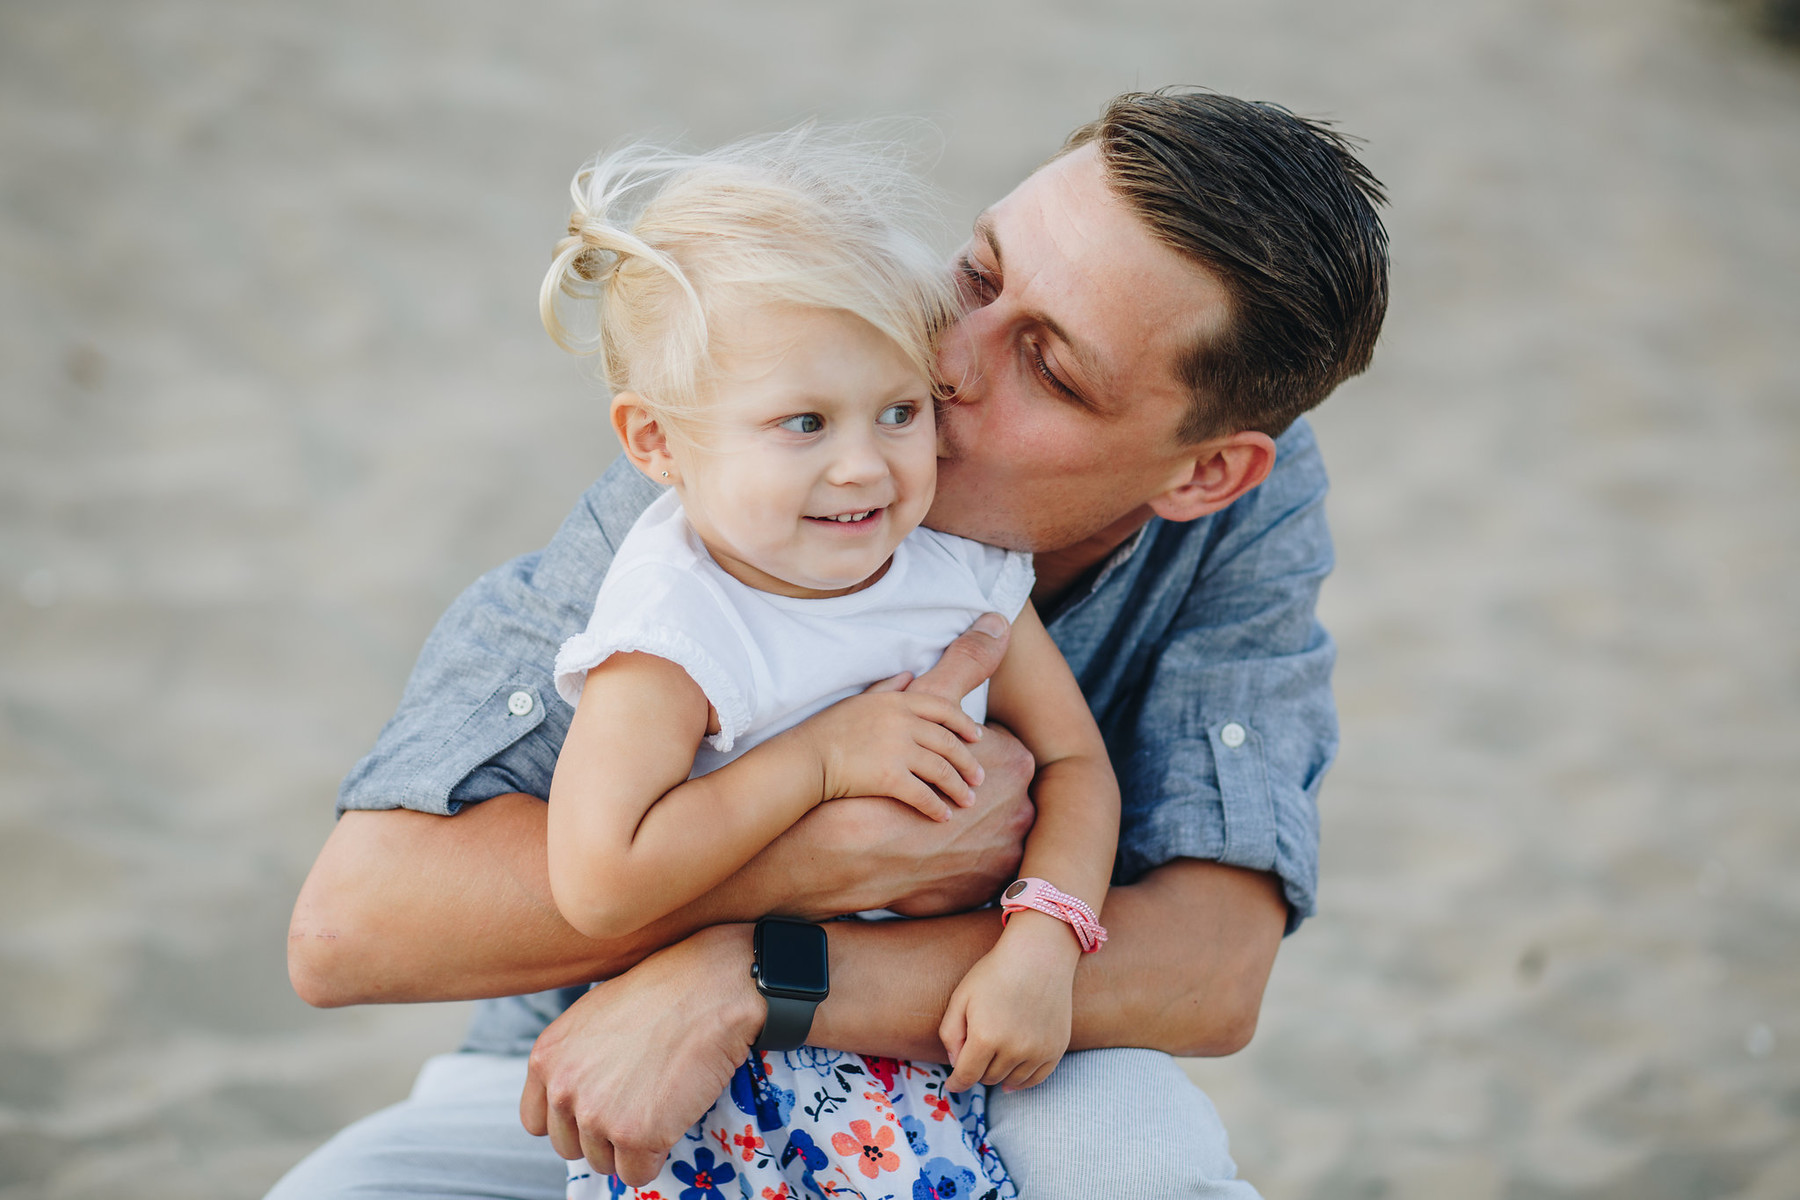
[876,403,916,427]
[779,413,824,434]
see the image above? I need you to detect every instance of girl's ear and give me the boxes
[1147,430,1277,524]
[611,393,677,484]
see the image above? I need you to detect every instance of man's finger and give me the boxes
[519,1073,549,1137]
[545,1102,585,1163]
[906,613,1010,703]
[580,1127,618,1180]
[614,1143,672,1189]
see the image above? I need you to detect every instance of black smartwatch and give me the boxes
[750,918,829,1052]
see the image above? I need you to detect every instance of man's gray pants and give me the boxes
[265,1047,1261,1199]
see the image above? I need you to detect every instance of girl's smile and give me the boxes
[805,507,882,526]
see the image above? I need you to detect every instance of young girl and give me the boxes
[540,128,1119,1200]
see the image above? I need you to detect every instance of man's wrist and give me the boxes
[749,918,830,1051]
[684,922,767,1045]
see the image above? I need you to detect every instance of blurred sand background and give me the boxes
[2,1,1797,1197]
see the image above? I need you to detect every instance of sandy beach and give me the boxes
[2,1,1796,1196]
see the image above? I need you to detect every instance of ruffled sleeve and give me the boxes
[553,563,755,754]
[922,530,1035,623]
[984,547,1036,622]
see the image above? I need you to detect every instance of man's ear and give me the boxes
[610,392,678,484]
[1148,430,1278,524]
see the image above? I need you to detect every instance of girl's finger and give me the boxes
[908,693,986,744]
[982,1051,1025,1088]
[1016,1061,1058,1091]
[914,722,984,790]
[946,1042,990,1093]
[896,774,952,822]
[999,1058,1041,1092]
[939,1001,968,1064]
[909,749,975,809]
[863,670,914,694]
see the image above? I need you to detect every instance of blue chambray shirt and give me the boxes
[339,418,1337,1054]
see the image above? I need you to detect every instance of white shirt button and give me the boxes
[1220,722,1247,748]
[507,690,534,717]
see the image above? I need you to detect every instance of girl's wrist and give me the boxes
[997,909,1085,965]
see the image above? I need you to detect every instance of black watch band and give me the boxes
[750,918,828,1053]
[752,993,819,1053]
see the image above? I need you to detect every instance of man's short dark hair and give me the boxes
[1065,88,1390,441]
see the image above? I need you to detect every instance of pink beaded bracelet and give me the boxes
[1000,877,1108,952]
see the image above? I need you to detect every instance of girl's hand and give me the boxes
[793,691,987,822]
[939,911,1081,1092]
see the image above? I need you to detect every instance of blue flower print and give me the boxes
[900,1113,930,1156]
[779,1127,829,1194]
[787,1045,850,1076]
[913,1155,979,1200]
[730,1054,795,1131]
[670,1146,736,1200]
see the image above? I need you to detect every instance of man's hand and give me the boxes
[784,722,1032,919]
[287,612,1032,1005]
[836,610,1035,915]
[520,924,765,1186]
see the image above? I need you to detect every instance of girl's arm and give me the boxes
[984,601,1119,914]
[547,651,985,941]
[940,601,1121,1091]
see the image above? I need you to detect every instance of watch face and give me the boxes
[1004,879,1029,900]
[755,919,829,1001]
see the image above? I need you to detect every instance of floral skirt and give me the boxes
[566,1047,1015,1200]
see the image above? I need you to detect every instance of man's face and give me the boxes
[930,143,1232,555]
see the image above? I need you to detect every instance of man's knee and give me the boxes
[984,1048,1261,1199]
[263,1053,564,1200]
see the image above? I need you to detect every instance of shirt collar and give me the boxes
[1042,519,1155,626]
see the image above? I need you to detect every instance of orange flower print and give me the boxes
[830,1118,900,1178]
[923,1092,953,1121]
[760,1186,790,1200]
[732,1124,765,1161]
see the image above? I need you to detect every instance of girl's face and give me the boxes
[664,305,938,599]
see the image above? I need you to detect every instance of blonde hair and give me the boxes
[540,125,958,433]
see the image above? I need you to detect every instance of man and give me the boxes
[273,88,1387,1198]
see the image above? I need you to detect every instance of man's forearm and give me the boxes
[288,794,780,1005]
[809,859,1287,1060]
[289,724,1033,1007]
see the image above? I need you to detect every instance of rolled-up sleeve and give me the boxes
[336,458,659,816]
[1111,423,1337,932]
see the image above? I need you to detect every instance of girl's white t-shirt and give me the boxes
[554,489,1035,780]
